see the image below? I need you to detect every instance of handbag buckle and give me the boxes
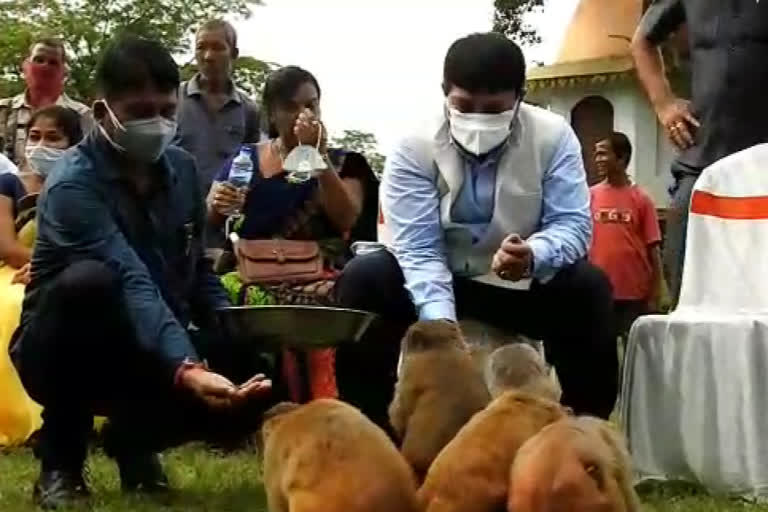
[272,247,286,263]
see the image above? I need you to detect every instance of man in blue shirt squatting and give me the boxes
[335,33,618,429]
[9,36,274,509]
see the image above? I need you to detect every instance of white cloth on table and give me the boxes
[621,143,768,497]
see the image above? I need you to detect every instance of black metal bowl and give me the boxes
[216,305,378,349]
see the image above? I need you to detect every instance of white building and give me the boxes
[526,0,689,206]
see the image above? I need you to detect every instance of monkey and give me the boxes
[261,399,420,512]
[388,319,491,482]
[460,317,524,376]
[485,343,562,402]
[508,416,641,512]
[418,390,567,512]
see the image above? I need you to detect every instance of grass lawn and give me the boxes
[3,446,768,511]
[0,445,268,512]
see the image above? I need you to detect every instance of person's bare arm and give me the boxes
[0,196,31,268]
[293,109,362,233]
[631,0,699,150]
[317,172,363,233]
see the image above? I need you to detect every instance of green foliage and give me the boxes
[0,0,263,102]
[331,129,385,178]
[492,0,545,45]
[220,271,276,306]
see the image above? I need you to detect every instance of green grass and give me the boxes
[2,445,768,511]
[0,445,268,511]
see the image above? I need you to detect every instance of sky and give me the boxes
[234,0,580,153]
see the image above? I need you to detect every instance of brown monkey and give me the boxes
[261,399,420,512]
[389,320,491,481]
[485,343,562,402]
[460,318,524,376]
[418,390,566,512]
[509,416,640,512]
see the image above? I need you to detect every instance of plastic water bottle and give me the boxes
[228,146,254,189]
[226,146,253,222]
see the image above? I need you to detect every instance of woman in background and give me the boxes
[207,66,363,403]
[0,105,82,446]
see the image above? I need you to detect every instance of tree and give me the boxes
[0,0,264,101]
[331,129,385,179]
[492,0,545,45]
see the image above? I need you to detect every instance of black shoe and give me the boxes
[117,452,170,493]
[33,469,90,510]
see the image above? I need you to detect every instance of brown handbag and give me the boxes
[235,238,324,285]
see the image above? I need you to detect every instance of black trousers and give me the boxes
[12,260,281,472]
[614,300,648,339]
[334,250,618,423]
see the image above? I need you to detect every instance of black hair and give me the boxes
[261,66,321,138]
[601,131,633,166]
[27,105,83,146]
[443,32,526,95]
[197,19,238,57]
[95,35,180,99]
[29,36,67,63]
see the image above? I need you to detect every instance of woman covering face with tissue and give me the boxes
[207,65,363,243]
[207,66,365,405]
[0,105,82,448]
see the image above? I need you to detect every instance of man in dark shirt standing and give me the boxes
[10,36,272,509]
[632,0,768,301]
[174,19,261,247]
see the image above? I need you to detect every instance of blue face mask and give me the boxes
[24,144,65,177]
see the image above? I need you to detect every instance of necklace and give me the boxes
[271,138,287,165]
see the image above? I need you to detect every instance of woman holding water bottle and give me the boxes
[206,66,364,404]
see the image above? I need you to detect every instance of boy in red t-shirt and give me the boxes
[589,132,663,338]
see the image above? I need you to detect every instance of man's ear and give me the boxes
[232,46,240,60]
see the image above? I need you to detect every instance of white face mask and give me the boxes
[283,122,327,184]
[447,101,520,156]
[24,145,66,178]
[97,101,177,163]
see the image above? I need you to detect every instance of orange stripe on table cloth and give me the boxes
[690,191,768,220]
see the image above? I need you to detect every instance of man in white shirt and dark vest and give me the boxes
[335,33,618,429]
